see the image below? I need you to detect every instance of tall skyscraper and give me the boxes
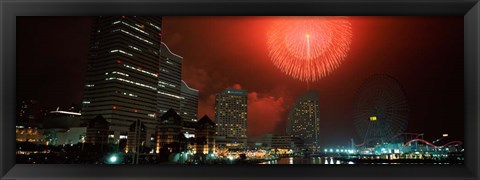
[286,90,320,151]
[157,42,183,115]
[215,89,248,148]
[180,80,199,122]
[81,16,162,145]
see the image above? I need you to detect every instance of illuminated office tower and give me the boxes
[286,90,321,151]
[81,16,162,145]
[180,80,199,122]
[157,42,183,115]
[215,89,248,148]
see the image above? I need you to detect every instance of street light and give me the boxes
[109,156,118,163]
[106,153,121,164]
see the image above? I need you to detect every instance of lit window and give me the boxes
[128,45,142,52]
[158,81,176,88]
[113,29,153,45]
[112,71,129,77]
[158,91,185,99]
[105,77,156,91]
[112,21,149,35]
[147,22,161,31]
[110,49,133,56]
[123,64,157,77]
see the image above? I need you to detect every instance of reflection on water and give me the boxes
[260,157,351,164]
[260,157,443,164]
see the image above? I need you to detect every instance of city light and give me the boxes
[106,154,121,164]
[110,156,117,163]
[15,16,465,166]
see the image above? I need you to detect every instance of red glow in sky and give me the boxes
[161,16,463,143]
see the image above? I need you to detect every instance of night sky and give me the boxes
[17,16,464,146]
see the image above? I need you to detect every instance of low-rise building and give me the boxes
[195,115,216,155]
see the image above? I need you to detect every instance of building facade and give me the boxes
[195,115,216,155]
[180,80,199,122]
[157,42,183,116]
[286,91,321,151]
[17,100,48,127]
[85,115,110,145]
[155,109,185,153]
[127,119,147,153]
[15,126,45,144]
[42,109,86,146]
[81,16,162,145]
[43,110,82,129]
[215,89,248,149]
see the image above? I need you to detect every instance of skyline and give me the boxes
[17,16,464,146]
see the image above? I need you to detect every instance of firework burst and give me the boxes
[267,16,352,82]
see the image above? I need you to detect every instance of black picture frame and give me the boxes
[1,0,479,179]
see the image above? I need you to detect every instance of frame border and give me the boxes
[1,0,479,180]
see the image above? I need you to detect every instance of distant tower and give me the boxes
[180,80,199,122]
[81,16,162,145]
[17,100,45,127]
[286,90,320,151]
[215,89,248,148]
[157,42,183,115]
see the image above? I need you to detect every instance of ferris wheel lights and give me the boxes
[354,75,409,147]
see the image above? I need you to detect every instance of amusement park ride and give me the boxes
[324,75,465,162]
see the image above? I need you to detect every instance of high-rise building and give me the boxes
[180,80,199,122]
[215,89,248,148]
[81,16,162,145]
[157,42,183,115]
[286,90,320,151]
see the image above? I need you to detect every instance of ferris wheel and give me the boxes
[353,74,409,147]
